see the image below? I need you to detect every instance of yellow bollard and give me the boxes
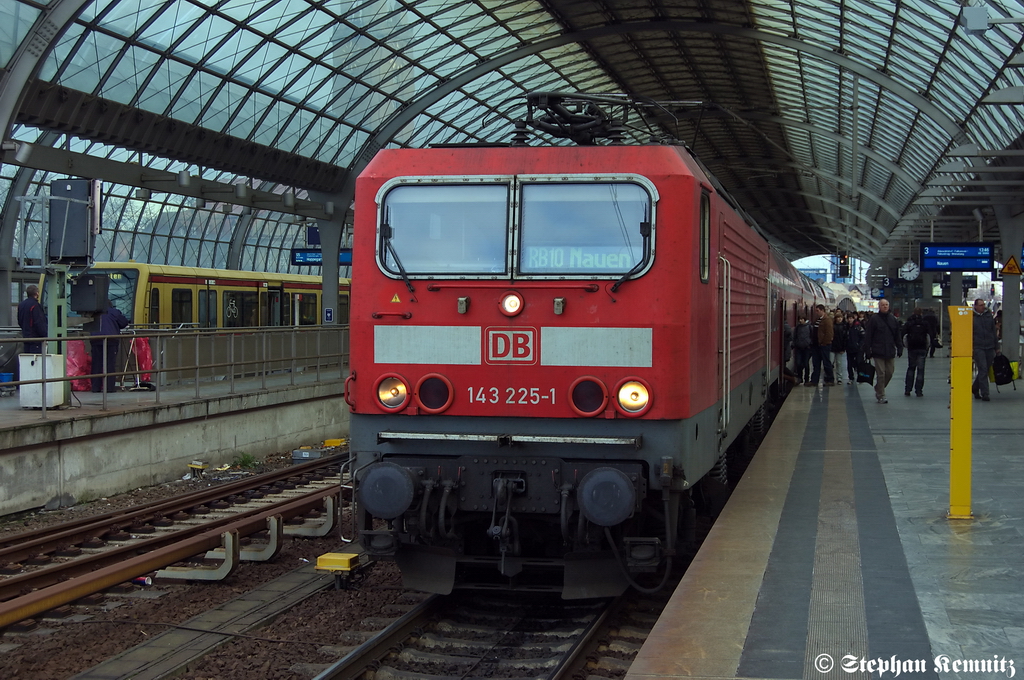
[947,305,973,519]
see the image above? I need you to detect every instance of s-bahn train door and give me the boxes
[266,286,284,326]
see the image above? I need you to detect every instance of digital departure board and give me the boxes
[919,242,994,272]
[290,248,352,266]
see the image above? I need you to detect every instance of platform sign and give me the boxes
[920,242,994,272]
[290,248,353,266]
[1002,255,1022,276]
[323,307,334,323]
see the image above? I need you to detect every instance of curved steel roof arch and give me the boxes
[333,19,980,260]
[735,189,888,247]
[2,1,1020,291]
[723,157,905,223]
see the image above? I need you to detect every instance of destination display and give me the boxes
[290,248,352,266]
[919,242,994,272]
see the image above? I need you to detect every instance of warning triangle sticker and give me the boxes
[391,294,402,303]
[1002,255,1022,276]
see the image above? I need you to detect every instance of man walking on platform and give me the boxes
[971,298,998,402]
[902,307,932,397]
[17,284,47,354]
[864,299,902,403]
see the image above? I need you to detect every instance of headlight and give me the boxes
[569,376,608,417]
[375,374,409,411]
[415,373,453,413]
[615,379,651,416]
[499,291,524,316]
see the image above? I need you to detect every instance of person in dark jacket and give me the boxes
[971,298,999,402]
[793,316,812,384]
[91,300,130,393]
[863,299,903,403]
[901,308,933,397]
[923,308,941,357]
[17,284,48,354]
[845,313,865,382]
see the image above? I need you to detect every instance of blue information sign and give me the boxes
[919,242,994,272]
[290,248,352,266]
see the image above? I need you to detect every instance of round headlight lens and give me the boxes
[569,377,608,417]
[616,380,650,414]
[376,376,409,410]
[499,292,524,316]
[416,374,453,413]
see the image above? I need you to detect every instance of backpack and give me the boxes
[793,323,811,349]
[904,317,929,350]
[991,354,1015,386]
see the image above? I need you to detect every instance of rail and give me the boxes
[0,324,349,418]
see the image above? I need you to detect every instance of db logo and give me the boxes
[486,327,537,364]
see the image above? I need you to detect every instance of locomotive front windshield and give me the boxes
[378,179,653,279]
[519,183,647,274]
[381,184,509,275]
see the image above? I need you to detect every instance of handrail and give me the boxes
[0,325,349,419]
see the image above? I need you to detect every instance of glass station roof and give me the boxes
[2,0,1024,273]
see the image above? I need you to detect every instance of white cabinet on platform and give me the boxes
[19,353,66,408]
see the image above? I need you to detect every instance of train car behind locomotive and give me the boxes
[347,129,801,598]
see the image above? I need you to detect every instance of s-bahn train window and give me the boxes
[700,191,710,283]
[380,184,509,275]
[519,183,649,275]
[223,291,258,327]
[149,288,160,326]
[298,293,317,325]
[171,289,193,326]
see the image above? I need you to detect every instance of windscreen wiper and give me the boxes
[610,219,651,293]
[381,221,415,295]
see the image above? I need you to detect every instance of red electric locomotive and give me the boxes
[346,98,817,597]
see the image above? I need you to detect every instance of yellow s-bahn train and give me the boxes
[84,263,350,329]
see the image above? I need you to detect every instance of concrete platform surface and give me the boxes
[627,357,1024,680]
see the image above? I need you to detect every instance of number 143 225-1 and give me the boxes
[468,387,556,405]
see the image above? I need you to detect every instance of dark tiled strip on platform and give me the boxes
[737,392,826,678]
[846,392,937,677]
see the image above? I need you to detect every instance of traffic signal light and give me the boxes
[838,253,850,278]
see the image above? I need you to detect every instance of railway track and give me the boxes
[316,592,615,680]
[0,456,349,629]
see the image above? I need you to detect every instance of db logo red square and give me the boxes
[485,327,537,364]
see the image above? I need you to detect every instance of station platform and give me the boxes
[627,358,1023,680]
[0,369,349,517]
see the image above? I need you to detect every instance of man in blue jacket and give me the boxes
[863,299,903,404]
[91,300,129,393]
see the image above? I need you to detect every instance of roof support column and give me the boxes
[0,166,34,325]
[0,1,88,320]
[315,217,343,326]
[225,213,254,270]
[308,190,345,325]
[992,205,1023,362]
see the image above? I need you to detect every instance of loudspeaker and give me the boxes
[49,179,100,264]
[70,274,110,313]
